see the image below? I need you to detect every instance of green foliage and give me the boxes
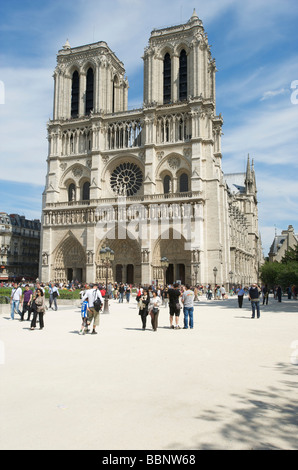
[276,262,298,290]
[281,244,298,263]
[0,287,81,300]
[260,260,298,290]
[260,262,282,288]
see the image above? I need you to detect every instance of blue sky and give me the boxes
[1,0,298,256]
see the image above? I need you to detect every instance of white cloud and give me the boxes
[0,67,52,183]
[260,88,289,101]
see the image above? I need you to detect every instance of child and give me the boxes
[79,300,89,335]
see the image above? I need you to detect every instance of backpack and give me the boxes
[93,290,103,312]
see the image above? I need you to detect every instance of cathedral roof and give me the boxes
[224,173,246,195]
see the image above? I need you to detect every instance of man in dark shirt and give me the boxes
[167,283,182,329]
[20,284,33,321]
[248,283,261,319]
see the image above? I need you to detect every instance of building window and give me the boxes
[180,173,189,193]
[163,53,171,104]
[71,71,79,118]
[163,175,171,194]
[68,183,76,202]
[110,162,143,197]
[85,68,94,115]
[82,182,90,201]
[112,76,118,113]
[179,49,187,101]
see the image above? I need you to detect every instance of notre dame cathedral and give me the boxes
[40,10,263,287]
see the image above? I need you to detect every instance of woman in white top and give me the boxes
[149,291,162,331]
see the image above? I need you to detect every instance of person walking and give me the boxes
[149,291,162,331]
[182,285,195,329]
[236,285,245,308]
[10,282,22,320]
[262,284,269,305]
[248,283,261,319]
[48,282,54,309]
[20,284,33,321]
[138,289,150,330]
[52,284,60,311]
[163,286,169,309]
[30,289,46,330]
[277,285,282,302]
[118,283,125,303]
[82,284,103,335]
[168,283,182,329]
[125,285,131,303]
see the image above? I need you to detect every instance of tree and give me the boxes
[281,244,298,263]
[277,262,298,290]
[260,262,282,288]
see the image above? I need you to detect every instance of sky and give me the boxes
[1,0,298,256]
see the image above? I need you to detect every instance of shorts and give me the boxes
[169,304,181,317]
[88,307,100,327]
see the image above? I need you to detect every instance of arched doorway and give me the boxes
[96,238,141,285]
[127,264,134,284]
[53,234,86,283]
[153,230,190,285]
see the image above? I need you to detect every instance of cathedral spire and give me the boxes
[245,154,257,195]
[188,8,202,25]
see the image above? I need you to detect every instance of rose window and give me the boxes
[110,162,143,196]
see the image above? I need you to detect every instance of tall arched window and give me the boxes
[179,50,187,101]
[180,173,189,193]
[163,175,171,194]
[85,68,94,115]
[82,181,90,201]
[71,71,79,118]
[68,183,76,202]
[163,53,171,104]
[112,75,120,113]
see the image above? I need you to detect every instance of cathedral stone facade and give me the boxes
[40,10,263,287]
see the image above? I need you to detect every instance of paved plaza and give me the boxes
[0,294,298,450]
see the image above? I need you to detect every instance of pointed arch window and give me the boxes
[85,68,94,115]
[112,75,119,113]
[180,173,189,193]
[71,71,79,118]
[163,53,171,104]
[179,49,187,101]
[82,181,90,201]
[163,175,171,194]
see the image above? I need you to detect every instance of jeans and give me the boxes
[11,300,20,320]
[251,300,260,318]
[119,293,124,303]
[183,306,194,329]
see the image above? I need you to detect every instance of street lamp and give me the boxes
[213,267,218,286]
[229,270,233,292]
[194,263,199,287]
[100,246,115,314]
[160,256,169,286]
